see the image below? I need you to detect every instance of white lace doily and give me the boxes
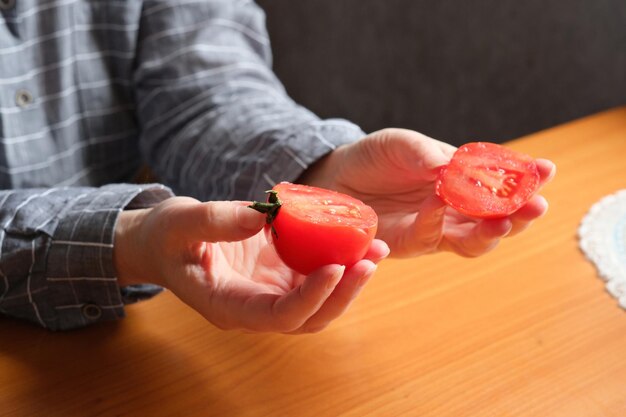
[578,189,626,310]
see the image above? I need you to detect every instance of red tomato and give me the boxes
[251,182,378,275]
[435,142,540,218]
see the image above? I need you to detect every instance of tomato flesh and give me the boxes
[435,142,540,218]
[267,182,377,275]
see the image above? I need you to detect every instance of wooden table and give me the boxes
[2,107,626,417]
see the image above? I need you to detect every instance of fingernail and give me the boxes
[358,264,377,286]
[327,265,345,290]
[237,206,265,230]
[537,195,549,217]
[427,163,448,180]
[502,220,513,237]
[380,244,391,260]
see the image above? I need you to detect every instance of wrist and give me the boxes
[114,208,157,287]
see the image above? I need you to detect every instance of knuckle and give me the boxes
[272,312,301,334]
[461,242,498,258]
[376,127,401,137]
[277,321,300,334]
[204,202,220,225]
[303,323,328,334]
[419,233,443,250]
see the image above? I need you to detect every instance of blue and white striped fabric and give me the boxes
[0,0,365,330]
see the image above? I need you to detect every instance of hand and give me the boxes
[114,198,389,333]
[301,128,556,258]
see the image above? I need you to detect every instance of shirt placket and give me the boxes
[0,0,40,188]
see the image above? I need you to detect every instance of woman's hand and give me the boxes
[114,198,389,333]
[301,128,556,257]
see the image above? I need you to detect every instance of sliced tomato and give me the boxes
[251,182,378,275]
[435,142,540,218]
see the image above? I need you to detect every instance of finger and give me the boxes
[445,217,512,257]
[465,218,513,256]
[288,240,387,306]
[536,159,556,185]
[508,195,549,236]
[505,159,552,237]
[395,195,446,257]
[290,260,377,334]
[417,140,454,180]
[241,265,345,332]
[376,128,453,180]
[424,141,456,179]
[176,201,266,243]
[363,239,390,263]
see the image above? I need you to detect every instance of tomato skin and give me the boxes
[264,183,378,275]
[435,142,540,219]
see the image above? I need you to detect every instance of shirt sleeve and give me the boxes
[133,0,366,202]
[0,184,173,331]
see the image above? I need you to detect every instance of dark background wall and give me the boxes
[256,0,626,146]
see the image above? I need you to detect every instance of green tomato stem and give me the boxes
[248,190,282,239]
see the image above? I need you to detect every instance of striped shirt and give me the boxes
[0,0,365,330]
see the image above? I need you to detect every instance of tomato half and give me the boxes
[435,142,540,218]
[251,182,378,275]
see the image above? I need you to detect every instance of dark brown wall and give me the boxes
[257,0,626,146]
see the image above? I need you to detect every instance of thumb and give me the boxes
[386,129,452,180]
[183,201,266,242]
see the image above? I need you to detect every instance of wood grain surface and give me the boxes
[2,107,626,417]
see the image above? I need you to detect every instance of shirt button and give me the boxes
[0,0,15,11]
[82,303,103,321]
[15,89,33,108]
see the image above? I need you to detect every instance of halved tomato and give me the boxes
[250,182,378,275]
[435,142,540,218]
